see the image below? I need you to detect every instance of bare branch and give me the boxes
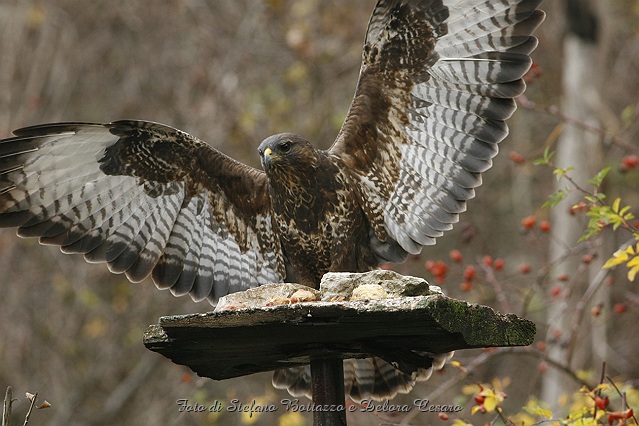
[518,95,639,154]
[2,386,12,426]
[22,393,37,426]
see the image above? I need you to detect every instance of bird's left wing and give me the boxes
[0,120,285,303]
[329,0,544,255]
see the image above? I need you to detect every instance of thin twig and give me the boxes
[479,262,513,314]
[566,267,610,366]
[22,393,37,426]
[521,239,596,318]
[606,376,639,425]
[101,356,159,418]
[518,96,639,154]
[495,406,516,426]
[400,347,594,425]
[593,362,606,420]
[2,387,12,426]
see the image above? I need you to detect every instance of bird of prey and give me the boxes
[0,0,544,402]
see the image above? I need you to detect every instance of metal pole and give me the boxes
[310,358,347,426]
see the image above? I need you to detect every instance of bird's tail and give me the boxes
[272,352,453,403]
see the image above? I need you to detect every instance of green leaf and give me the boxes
[533,147,555,166]
[588,167,611,187]
[542,189,568,209]
[553,167,575,181]
[585,193,606,204]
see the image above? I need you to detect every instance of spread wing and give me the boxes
[0,120,285,303]
[329,0,544,255]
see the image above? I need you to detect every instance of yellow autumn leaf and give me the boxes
[470,405,484,415]
[509,412,537,426]
[593,383,612,392]
[449,360,468,373]
[451,420,473,426]
[567,403,600,423]
[523,399,553,419]
[478,388,505,413]
[627,255,639,268]
[603,256,625,269]
[241,410,260,425]
[603,246,635,269]
[613,198,621,213]
[461,384,481,395]
[628,264,639,281]
[576,371,595,383]
[619,205,633,218]
[492,376,511,391]
[594,408,606,421]
[483,394,499,412]
[278,411,306,426]
[578,384,593,395]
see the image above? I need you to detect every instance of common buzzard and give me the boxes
[0,0,544,401]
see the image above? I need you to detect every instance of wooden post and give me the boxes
[311,358,347,426]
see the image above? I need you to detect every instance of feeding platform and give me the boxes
[143,271,535,425]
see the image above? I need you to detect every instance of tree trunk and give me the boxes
[542,0,610,408]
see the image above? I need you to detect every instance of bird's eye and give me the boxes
[279,141,292,153]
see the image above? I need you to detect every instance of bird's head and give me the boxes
[258,133,317,172]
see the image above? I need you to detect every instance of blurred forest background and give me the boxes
[1,0,639,425]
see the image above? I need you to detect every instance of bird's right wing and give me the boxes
[0,120,286,303]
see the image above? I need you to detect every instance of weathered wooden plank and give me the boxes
[143,294,535,381]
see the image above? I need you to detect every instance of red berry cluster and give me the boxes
[425,260,449,284]
[621,154,639,172]
[606,408,633,425]
[593,393,634,426]
[426,249,508,293]
[509,151,526,165]
[521,215,551,234]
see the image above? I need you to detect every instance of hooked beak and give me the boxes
[261,147,274,168]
